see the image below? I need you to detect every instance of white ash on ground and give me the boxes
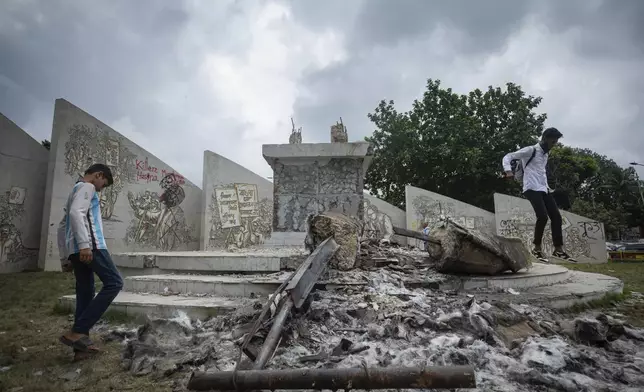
[102,266,644,391]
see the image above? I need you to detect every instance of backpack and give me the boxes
[510,147,537,183]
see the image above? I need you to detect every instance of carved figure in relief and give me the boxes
[64,124,136,220]
[411,195,486,232]
[0,191,36,265]
[289,117,302,144]
[125,173,194,251]
[0,223,22,263]
[208,183,272,249]
[330,118,348,143]
[362,199,394,243]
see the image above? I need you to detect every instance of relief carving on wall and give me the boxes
[0,191,37,265]
[208,183,272,249]
[362,198,394,242]
[411,195,487,232]
[64,124,137,220]
[125,173,195,251]
[498,208,600,259]
[289,118,302,144]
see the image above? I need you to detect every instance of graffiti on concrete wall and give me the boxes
[208,183,272,249]
[363,199,394,242]
[125,173,195,251]
[410,195,487,232]
[498,208,600,259]
[64,124,137,220]
[0,190,37,264]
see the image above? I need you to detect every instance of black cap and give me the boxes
[84,163,114,186]
[543,127,563,139]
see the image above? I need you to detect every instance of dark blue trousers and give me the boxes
[70,249,123,335]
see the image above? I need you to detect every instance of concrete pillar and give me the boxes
[262,142,372,246]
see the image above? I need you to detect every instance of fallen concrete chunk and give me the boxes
[395,221,531,275]
[305,212,361,270]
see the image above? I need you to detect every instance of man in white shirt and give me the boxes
[57,164,123,355]
[502,128,575,262]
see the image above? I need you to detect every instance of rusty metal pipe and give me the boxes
[188,365,476,390]
[251,297,293,370]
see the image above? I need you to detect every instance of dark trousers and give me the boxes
[70,249,123,335]
[524,190,563,248]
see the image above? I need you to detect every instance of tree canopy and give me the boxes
[364,79,643,239]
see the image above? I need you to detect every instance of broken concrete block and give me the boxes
[430,222,531,275]
[305,212,361,270]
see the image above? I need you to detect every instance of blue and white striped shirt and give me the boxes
[57,182,108,260]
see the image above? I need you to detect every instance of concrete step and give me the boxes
[123,272,368,297]
[438,262,571,291]
[123,273,288,297]
[58,292,251,321]
[477,270,624,309]
[112,248,307,276]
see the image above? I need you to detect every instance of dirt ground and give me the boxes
[0,271,175,392]
[1,261,643,391]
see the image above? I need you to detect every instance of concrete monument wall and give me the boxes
[0,113,48,273]
[201,150,272,250]
[363,194,407,245]
[405,185,496,248]
[39,99,202,271]
[263,143,372,233]
[494,193,607,263]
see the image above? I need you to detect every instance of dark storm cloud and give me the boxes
[291,0,644,169]
[349,0,531,54]
[1,0,642,184]
[538,0,644,59]
[0,0,246,182]
[0,0,190,118]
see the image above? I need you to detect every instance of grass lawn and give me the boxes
[567,260,644,326]
[0,271,175,392]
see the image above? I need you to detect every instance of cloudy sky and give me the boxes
[1,0,643,186]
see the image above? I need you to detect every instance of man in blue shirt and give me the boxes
[57,164,123,355]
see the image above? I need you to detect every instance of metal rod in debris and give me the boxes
[187,365,477,390]
[251,297,294,370]
[393,226,442,245]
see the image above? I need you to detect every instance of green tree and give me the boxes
[549,148,643,238]
[365,79,546,211]
[547,146,599,200]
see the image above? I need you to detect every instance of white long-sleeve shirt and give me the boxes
[56,182,107,260]
[502,143,549,193]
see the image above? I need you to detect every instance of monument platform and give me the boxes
[58,260,623,320]
[112,248,307,276]
[59,292,249,320]
[477,270,624,309]
[438,263,571,291]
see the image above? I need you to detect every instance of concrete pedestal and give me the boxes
[262,142,373,238]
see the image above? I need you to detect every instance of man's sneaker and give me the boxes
[552,250,577,263]
[531,248,549,263]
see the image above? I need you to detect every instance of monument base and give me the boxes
[262,232,307,248]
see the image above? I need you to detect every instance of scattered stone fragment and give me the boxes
[98,261,644,392]
[306,212,361,270]
[59,368,81,382]
[574,317,608,346]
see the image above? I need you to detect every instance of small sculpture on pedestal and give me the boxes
[289,118,302,144]
[330,118,348,143]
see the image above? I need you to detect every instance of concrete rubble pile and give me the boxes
[101,250,644,392]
